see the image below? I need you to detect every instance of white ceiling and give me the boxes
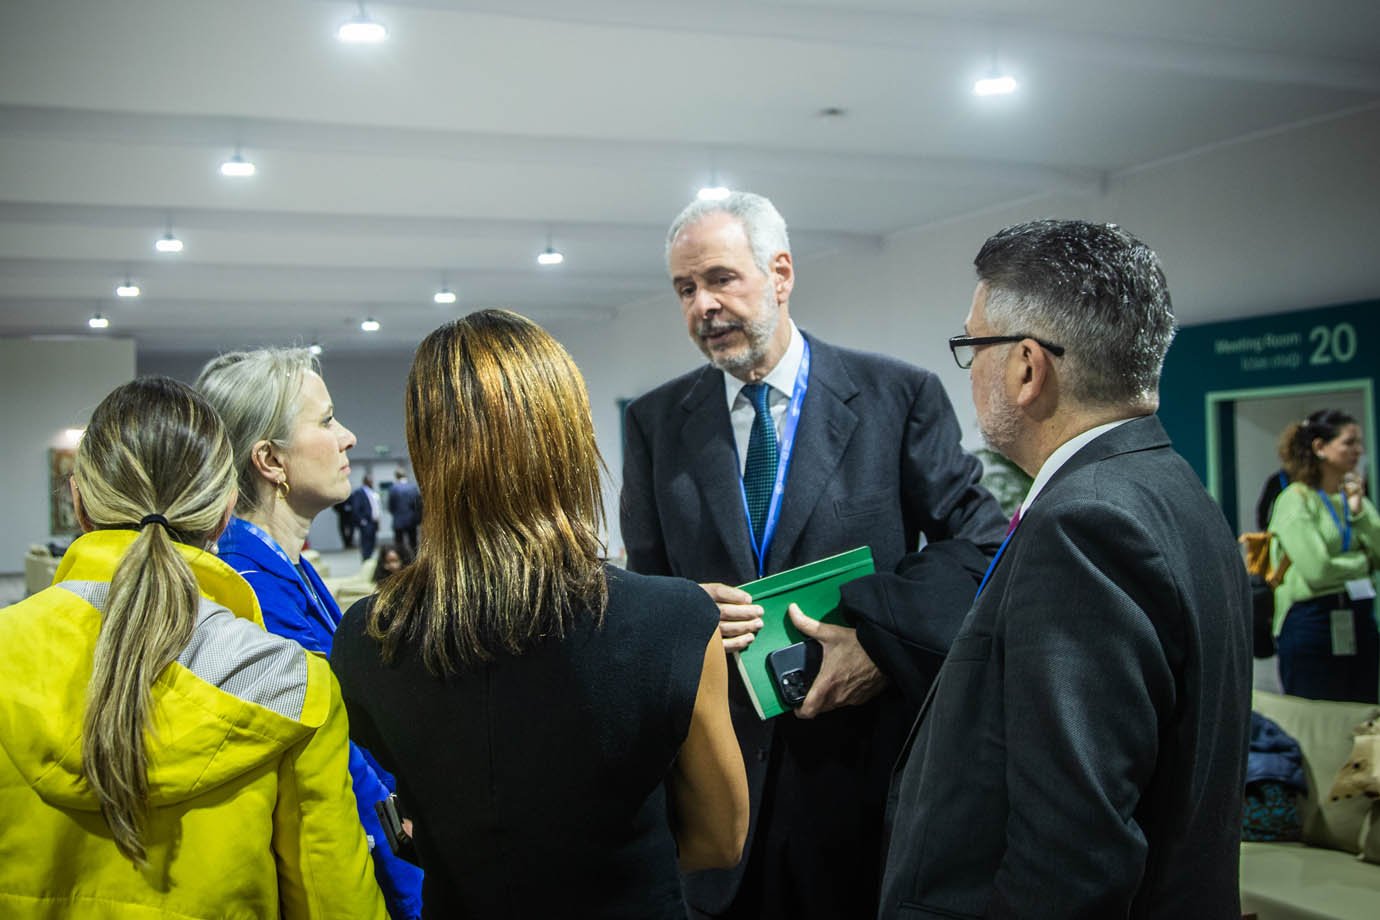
[1,0,1377,353]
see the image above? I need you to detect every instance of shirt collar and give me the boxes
[1020,416,1140,516]
[723,321,804,411]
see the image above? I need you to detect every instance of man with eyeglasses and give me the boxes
[621,191,1007,920]
[879,219,1252,919]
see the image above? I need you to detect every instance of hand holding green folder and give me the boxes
[732,546,876,720]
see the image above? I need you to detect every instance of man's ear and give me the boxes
[1013,339,1052,409]
[771,251,794,304]
[69,478,94,533]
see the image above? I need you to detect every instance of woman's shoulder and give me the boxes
[604,566,719,632]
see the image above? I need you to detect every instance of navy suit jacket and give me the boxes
[621,333,1006,914]
[879,416,1253,920]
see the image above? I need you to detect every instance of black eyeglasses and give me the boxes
[948,334,1065,369]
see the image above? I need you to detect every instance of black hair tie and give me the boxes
[139,513,170,530]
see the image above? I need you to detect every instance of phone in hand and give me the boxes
[767,638,823,709]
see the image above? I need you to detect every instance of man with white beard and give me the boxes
[620,191,1006,919]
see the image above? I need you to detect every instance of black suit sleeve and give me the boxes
[620,402,672,575]
[844,539,989,709]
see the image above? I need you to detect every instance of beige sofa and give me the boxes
[1242,691,1380,920]
[324,557,376,613]
[24,545,60,596]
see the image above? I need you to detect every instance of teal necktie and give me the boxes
[742,383,780,543]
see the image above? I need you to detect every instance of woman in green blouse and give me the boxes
[1269,409,1379,702]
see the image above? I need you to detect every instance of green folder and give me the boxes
[732,546,876,720]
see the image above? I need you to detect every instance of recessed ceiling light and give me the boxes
[115,282,140,298]
[337,8,387,44]
[817,106,847,118]
[974,75,1018,96]
[697,186,731,201]
[155,232,183,253]
[360,318,381,332]
[537,246,564,266]
[433,288,457,304]
[308,342,323,356]
[219,154,256,177]
[88,314,109,329]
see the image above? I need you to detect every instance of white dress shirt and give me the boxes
[723,322,805,476]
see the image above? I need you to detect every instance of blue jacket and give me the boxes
[217,517,423,920]
[1247,712,1306,790]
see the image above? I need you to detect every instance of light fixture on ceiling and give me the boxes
[433,287,457,305]
[973,73,1018,97]
[155,230,183,253]
[537,232,564,266]
[308,342,323,356]
[88,313,109,329]
[219,152,256,178]
[338,3,387,43]
[697,185,731,202]
[360,317,381,332]
[115,280,140,298]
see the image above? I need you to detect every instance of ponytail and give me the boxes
[71,377,235,865]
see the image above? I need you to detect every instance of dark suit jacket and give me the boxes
[621,333,1007,915]
[879,416,1253,920]
[388,480,421,529]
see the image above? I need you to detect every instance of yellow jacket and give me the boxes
[0,530,386,919]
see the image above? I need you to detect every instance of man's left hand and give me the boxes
[787,603,888,719]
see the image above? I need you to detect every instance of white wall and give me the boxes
[0,337,135,574]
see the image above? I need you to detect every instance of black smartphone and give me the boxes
[374,794,419,864]
[767,638,823,709]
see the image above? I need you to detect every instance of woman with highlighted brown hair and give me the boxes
[1269,409,1379,701]
[0,377,383,918]
[331,310,749,918]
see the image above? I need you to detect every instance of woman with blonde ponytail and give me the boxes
[0,377,384,919]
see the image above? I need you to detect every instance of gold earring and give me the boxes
[276,479,291,501]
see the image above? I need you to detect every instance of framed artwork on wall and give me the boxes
[49,448,80,536]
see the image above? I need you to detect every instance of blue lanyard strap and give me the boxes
[740,338,812,578]
[1317,489,1352,552]
[975,524,1018,600]
[233,518,338,627]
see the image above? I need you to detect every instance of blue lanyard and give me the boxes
[974,522,1018,600]
[1317,490,1352,552]
[740,338,812,578]
[233,518,338,628]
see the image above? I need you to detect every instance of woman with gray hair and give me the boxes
[197,349,424,920]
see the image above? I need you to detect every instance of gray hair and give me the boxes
[974,219,1176,410]
[195,348,317,515]
[665,190,791,274]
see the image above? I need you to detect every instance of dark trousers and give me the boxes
[1277,593,1378,703]
[358,522,378,562]
[395,525,418,558]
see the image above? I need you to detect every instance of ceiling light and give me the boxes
[697,186,731,202]
[155,231,183,253]
[433,287,457,305]
[88,314,109,329]
[219,154,256,177]
[115,281,140,298]
[360,318,381,332]
[973,75,1018,96]
[338,3,387,43]
[308,342,323,356]
[537,246,564,266]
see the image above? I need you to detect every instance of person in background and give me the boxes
[334,496,356,549]
[388,469,421,558]
[372,542,411,585]
[332,310,749,918]
[880,219,1252,919]
[351,474,382,562]
[1256,467,1290,531]
[196,349,424,920]
[1269,409,1379,702]
[621,191,1005,919]
[0,377,383,918]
